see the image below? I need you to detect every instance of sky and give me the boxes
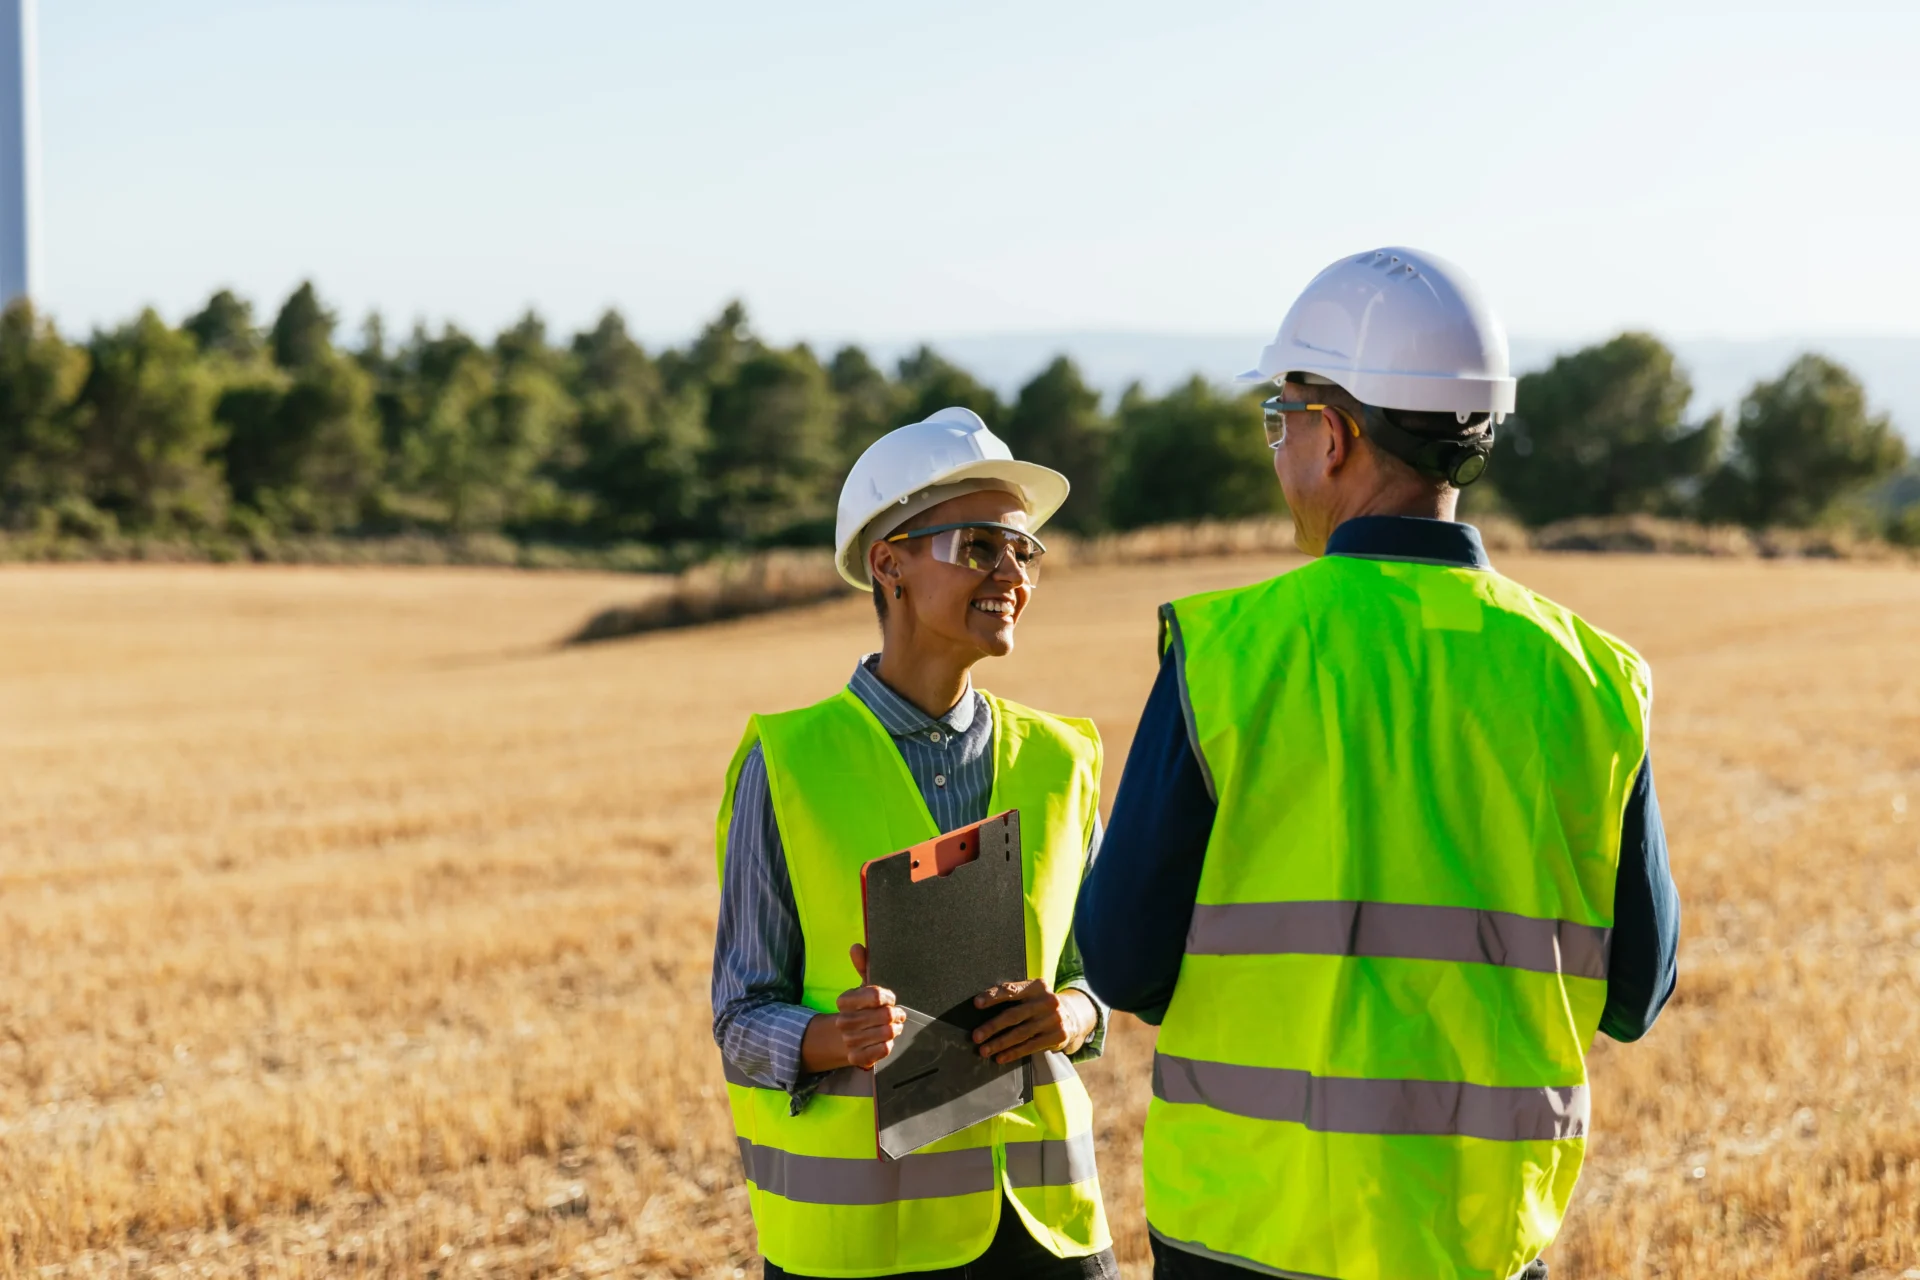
[32,0,1920,354]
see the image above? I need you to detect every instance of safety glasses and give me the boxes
[1261,397,1360,450]
[884,521,1047,583]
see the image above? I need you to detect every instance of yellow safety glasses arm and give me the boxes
[1261,397,1361,450]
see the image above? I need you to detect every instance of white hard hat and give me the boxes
[833,406,1069,589]
[1239,247,1515,420]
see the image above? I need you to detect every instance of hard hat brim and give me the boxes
[835,458,1071,588]
[1239,359,1516,415]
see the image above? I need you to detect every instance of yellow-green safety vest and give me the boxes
[716,686,1112,1277]
[1144,553,1651,1280]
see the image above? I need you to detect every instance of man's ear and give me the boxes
[1322,407,1355,474]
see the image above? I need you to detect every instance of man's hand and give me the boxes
[971,979,1096,1065]
[799,944,905,1074]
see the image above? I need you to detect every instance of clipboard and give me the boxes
[860,809,1032,1160]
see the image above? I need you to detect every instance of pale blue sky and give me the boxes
[36,0,1920,350]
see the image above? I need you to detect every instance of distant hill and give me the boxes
[862,332,1920,443]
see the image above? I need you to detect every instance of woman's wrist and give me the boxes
[1059,988,1098,1055]
[799,1011,849,1075]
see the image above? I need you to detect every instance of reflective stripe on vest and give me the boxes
[1186,900,1612,980]
[735,1129,1099,1205]
[1153,1053,1591,1142]
[1144,554,1650,1280]
[716,689,1110,1277]
[740,1139,997,1205]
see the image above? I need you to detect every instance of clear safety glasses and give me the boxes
[1261,396,1360,450]
[884,521,1047,583]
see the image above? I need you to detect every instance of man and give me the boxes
[1075,248,1680,1280]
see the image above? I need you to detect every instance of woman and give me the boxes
[712,406,1116,1280]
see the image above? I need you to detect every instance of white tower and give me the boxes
[0,0,37,307]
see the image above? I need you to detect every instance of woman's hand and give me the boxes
[970,979,1097,1065]
[799,944,906,1074]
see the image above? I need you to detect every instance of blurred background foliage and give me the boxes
[0,285,1913,559]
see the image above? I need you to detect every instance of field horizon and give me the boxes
[3,554,1917,1278]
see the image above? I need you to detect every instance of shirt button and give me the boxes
[934,774,948,787]
[928,731,942,743]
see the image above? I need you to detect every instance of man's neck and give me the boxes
[1320,482,1457,547]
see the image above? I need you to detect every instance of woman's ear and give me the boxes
[868,538,900,586]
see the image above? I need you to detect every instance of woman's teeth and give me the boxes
[972,600,1013,616]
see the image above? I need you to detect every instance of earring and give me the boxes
[893,584,903,600]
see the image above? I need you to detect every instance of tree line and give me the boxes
[0,285,1911,553]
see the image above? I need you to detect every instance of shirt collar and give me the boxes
[1324,515,1491,570]
[849,654,979,737]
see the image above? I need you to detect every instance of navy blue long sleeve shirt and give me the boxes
[1076,516,1680,1043]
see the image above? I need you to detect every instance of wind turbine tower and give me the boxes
[0,0,37,308]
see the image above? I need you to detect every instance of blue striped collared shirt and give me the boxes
[712,654,1107,1110]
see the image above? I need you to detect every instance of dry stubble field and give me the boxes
[2,552,1918,1279]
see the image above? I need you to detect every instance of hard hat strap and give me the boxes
[1358,406,1496,488]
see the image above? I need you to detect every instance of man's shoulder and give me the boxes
[1488,570,1651,671]
[1166,566,1312,614]
[1481,571,1654,720]
[1160,562,1343,658]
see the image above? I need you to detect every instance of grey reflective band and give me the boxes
[1186,900,1611,981]
[737,1138,996,1205]
[721,1058,875,1097]
[1153,1053,1589,1142]
[1030,1050,1079,1087]
[1003,1130,1098,1188]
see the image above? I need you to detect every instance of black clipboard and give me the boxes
[860,809,1032,1160]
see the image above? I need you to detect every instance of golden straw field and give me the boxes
[3,553,1918,1279]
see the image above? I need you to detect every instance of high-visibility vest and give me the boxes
[1144,553,1651,1280]
[716,687,1112,1277]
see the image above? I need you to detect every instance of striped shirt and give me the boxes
[712,654,1107,1111]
